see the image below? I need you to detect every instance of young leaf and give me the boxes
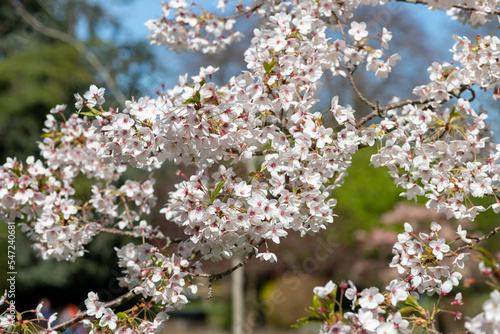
[116,312,128,319]
[263,57,277,74]
[183,91,201,105]
[80,105,102,117]
[474,246,498,269]
[312,294,321,310]
[210,179,226,201]
[291,314,324,328]
[400,295,422,313]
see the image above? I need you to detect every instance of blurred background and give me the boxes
[0,0,499,333]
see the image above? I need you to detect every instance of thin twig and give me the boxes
[221,3,264,20]
[50,291,135,332]
[187,240,265,281]
[8,0,127,108]
[454,225,500,255]
[348,66,378,110]
[97,226,185,243]
[393,0,500,16]
[355,97,428,128]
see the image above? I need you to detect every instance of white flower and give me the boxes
[452,292,463,305]
[49,104,67,114]
[36,301,45,320]
[465,290,500,332]
[457,225,471,243]
[234,181,252,197]
[83,84,105,107]
[313,280,336,299]
[357,309,379,331]
[386,279,408,306]
[348,21,368,41]
[256,251,277,263]
[99,308,118,330]
[429,238,450,260]
[484,290,500,322]
[47,312,58,330]
[359,287,384,309]
[74,93,84,111]
[345,280,358,310]
[85,292,104,318]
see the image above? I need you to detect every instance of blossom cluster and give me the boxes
[306,222,472,333]
[146,0,499,57]
[465,289,500,332]
[115,243,197,310]
[82,291,169,333]
[311,280,410,334]
[389,222,467,297]
[371,34,500,220]
[0,155,99,261]
[0,107,157,261]
[145,0,243,54]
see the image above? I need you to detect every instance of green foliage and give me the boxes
[292,286,339,328]
[0,43,91,117]
[331,146,401,239]
[0,43,92,160]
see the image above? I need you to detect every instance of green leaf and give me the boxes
[210,179,226,201]
[291,315,324,328]
[449,106,462,121]
[323,295,334,312]
[41,131,59,138]
[116,312,128,319]
[79,105,102,117]
[80,106,101,117]
[312,294,320,310]
[8,167,22,178]
[474,246,498,268]
[184,91,201,105]
[263,58,277,74]
[398,306,417,315]
[400,295,421,313]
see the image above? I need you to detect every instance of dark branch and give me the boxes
[453,225,500,255]
[97,226,185,244]
[50,291,135,332]
[186,240,265,281]
[393,0,500,16]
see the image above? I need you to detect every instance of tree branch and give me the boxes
[186,240,265,282]
[454,225,500,255]
[355,97,429,128]
[348,66,378,111]
[393,0,500,16]
[50,291,135,332]
[8,0,127,108]
[221,3,264,20]
[96,226,185,244]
